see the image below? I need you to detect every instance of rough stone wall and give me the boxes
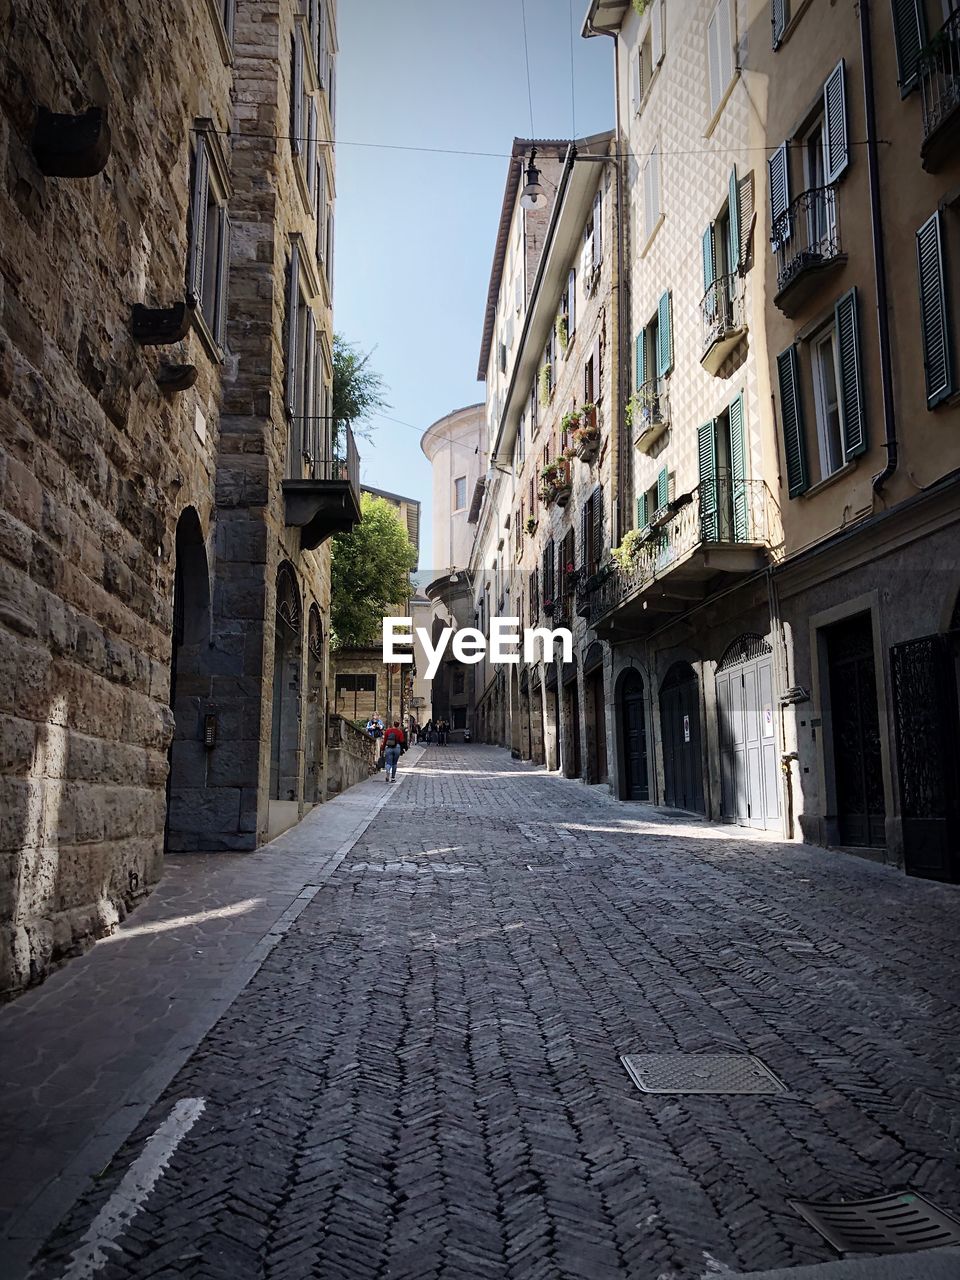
[0,0,234,994]
[326,714,375,797]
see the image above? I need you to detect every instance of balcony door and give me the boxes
[803,117,836,248]
[698,393,747,543]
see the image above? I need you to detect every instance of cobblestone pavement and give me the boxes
[29,746,960,1280]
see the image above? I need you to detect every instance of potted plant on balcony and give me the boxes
[538,361,551,406]
[571,403,600,462]
[539,458,572,507]
[611,528,646,570]
[555,313,569,353]
[524,515,538,536]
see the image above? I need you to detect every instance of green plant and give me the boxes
[561,408,582,434]
[624,391,639,429]
[631,0,649,15]
[555,314,569,351]
[611,527,646,570]
[330,494,418,647]
[539,362,551,405]
[332,334,389,442]
[524,516,538,535]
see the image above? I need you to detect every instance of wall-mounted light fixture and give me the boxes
[203,712,218,748]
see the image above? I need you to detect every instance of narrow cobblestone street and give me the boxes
[21,747,960,1278]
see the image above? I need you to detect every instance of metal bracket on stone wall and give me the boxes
[131,303,192,346]
[32,106,111,177]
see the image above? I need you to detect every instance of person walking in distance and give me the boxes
[382,720,406,783]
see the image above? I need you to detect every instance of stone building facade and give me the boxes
[0,0,357,998]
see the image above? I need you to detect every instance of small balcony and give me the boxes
[581,478,776,639]
[283,420,361,550]
[631,379,670,454]
[774,185,846,317]
[919,11,960,171]
[538,458,572,508]
[700,274,746,375]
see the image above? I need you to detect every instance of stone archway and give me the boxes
[269,563,303,810]
[165,507,211,852]
[304,604,325,804]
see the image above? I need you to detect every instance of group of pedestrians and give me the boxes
[421,719,450,746]
[363,712,456,785]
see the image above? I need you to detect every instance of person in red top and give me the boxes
[382,721,406,783]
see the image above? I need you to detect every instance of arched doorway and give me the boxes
[659,662,704,813]
[583,643,607,785]
[304,604,325,804]
[166,508,211,852]
[270,563,302,805]
[562,662,581,778]
[618,669,649,801]
[716,634,780,829]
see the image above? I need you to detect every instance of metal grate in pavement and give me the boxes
[621,1053,787,1094]
[790,1191,960,1255]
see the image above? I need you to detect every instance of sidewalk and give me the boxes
[730,1247,960,1278]
[0,748,423,1278]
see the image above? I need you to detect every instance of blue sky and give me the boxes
[335,0,614,565]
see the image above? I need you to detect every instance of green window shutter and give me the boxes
[701,225,716,295]
[656,465,669,511]
[772,0,787,47]
[916,211,953,407]
[656,290,673,377]
[891,0,927,96]
[776,345,808,497]
[698,421,718,540]
[728,392,748,542]
[635,330,646,390]
[768,141,790,250]
[835,287,866,458]
[823,60,849,183]
[728,167,741,270]
[636,492,648,529]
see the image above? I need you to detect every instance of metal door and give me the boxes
[621,671,649,800]
[660,664,705,813]
[826,614,885,847]
[717,637,780,829]
[891,632,960,882]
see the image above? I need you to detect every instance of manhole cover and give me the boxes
[621,1053,787,1094]
[790,1191,960,1255]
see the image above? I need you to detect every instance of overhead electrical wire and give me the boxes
[519,0,536,138]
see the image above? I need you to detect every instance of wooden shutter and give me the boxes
[656,291,673,377]
[728,166,741,269]
[891,0,927,95]
[544,540,555,603]
[636,493,648,529]
[728,392,748,541]
[292,33,304,156]
[581,500,590,570]
[707,9,723,116]
[768,141,790,249]
[224,0,236,47]
[285,243,300,417]
[835,288,866,458]
[656,466,669,512]
[698,421,718,539]
[307,98,318,197]
[776,345,808,497]
[917,211,953,407]
[652,0,664,66]
[631,48,641,113]
[187,137,209,306]
[823,60,849,183]
[593,190,603,264]
[318,0,328,86]
[771,0,786,48]
[592,485,604,571]
[635,331,646,391]
[702,224,716,295]
[568,267,576,338]
[593,333,602,394]
[214,211,231,349]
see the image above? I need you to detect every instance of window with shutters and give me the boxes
[771,0,790,48]
[204,0,236,62]
[916,209,955,407]
[283,242,321,480]
[558,268,576,352]
[706,0,736,122]
[291,22,320,209]
[630,0,665,113]
[187,124,232,359]
[583,190,603,289]
[581,486,605,575]
[811,326,845,478]
[641,144,662,247]
[559,529,576,597]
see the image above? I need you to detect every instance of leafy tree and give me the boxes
[331,494,417,648]
[333,333,389,441]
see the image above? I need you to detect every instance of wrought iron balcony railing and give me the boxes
[584,478,775,625]
[919,11,960,161]
[700,274,745,369]
[282,419,362,547]
[774,185,843,298]
[631,378,670,451]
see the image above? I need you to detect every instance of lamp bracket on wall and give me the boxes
[32,106,111,177]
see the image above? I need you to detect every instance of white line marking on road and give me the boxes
[56,1097,206,1280]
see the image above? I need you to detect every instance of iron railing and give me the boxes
[633,379,670,433]
[919,11,960,142]
[774,185,842,294]
[700,273,745,353]
[288,418,360,505]
[585,478,774,624]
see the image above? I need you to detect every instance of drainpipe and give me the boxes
[859,0,899,493]
[587,19,627,543]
